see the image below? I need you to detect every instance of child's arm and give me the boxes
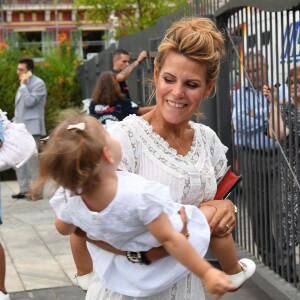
[147,212,235,298]
[55,216,76,235]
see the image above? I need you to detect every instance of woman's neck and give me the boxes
[143,108,193,156]
[143,108,190,138]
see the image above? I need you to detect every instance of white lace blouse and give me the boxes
[108,115,228,206]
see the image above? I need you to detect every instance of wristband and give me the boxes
[137,60,141,65]
[126,251,151,265]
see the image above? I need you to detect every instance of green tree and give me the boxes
[74,0,187,37]
[0,34,82,133]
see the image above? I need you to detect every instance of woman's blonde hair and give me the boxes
[154,17,225,86]
[35,115,106,194]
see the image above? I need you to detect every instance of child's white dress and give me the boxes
[0,109,37,171]
[50,171,210,297]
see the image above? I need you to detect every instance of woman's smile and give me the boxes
[167,100,187,108]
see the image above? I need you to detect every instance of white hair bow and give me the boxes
[67,122,85,131]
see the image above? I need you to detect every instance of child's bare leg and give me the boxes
[70,234,93,275]
[0,243,8,294]
[200,206,242,275]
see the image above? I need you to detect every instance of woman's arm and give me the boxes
[73,207,189,261]
[74,227,125,255]
[263,84,289,140]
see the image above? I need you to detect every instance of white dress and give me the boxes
[0,109,37,171]
[50,171,210,297]
[88,115,228,300]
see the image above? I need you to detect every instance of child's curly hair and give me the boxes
[35,115,107,195]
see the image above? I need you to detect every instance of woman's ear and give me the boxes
[204,80,216,99]
[102,146,115,164]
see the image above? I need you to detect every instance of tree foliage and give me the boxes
[0,35,82,134]
[74,0,187,37]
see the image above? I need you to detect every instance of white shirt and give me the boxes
[50,171,210,297]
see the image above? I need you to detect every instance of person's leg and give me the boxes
[26,136,42,201]
[200,206,241,275]
[27,135,40,184]
[13,135,40,198]
[0,243,8,295]
[70,234,93,276]
[14,164,28,194]
[70,234,94,291]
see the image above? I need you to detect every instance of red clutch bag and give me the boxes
[214,166,242,200]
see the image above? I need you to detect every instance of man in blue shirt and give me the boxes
[232,55,286,150]
[231,52,292,280]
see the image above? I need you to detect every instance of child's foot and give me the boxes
[0,290,10,300]
[228,258,256,289]
[73,271,95,291]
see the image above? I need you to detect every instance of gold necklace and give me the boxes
[169,133,187,156]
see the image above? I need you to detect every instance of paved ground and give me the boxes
[1,180,272,300]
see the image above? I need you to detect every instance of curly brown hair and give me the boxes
[35,115,106,195]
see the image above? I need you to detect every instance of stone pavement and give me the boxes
[1,180,272,300]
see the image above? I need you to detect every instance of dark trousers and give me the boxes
[240,148,277,265]
[238,147,297,282]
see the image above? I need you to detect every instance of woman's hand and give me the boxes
[200,199,235,237]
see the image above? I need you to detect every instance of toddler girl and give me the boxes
[35,115,256,299]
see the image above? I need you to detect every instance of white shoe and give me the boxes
[73,271,95,291]
[0,291,10,300]
[228,258,256,289]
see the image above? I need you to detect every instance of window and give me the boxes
[81,30,105,59]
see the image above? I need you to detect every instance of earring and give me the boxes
[209,86,217,98]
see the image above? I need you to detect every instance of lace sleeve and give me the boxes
[207,127,228,180]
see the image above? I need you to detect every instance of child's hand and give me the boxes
[203,268,235,299]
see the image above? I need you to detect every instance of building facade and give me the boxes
[0,0,111,59]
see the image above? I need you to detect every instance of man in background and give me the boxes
[12,58,47,200]
[231,52,295,282]
[112,49,148,100]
